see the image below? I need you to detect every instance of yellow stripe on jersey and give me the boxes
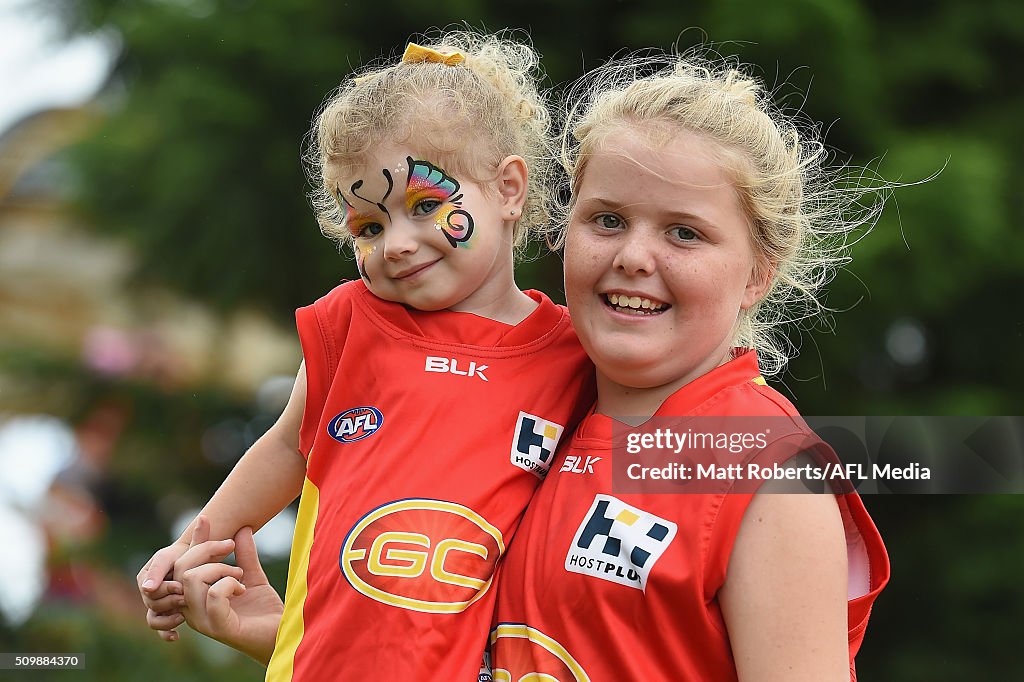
[751,376,767,386]
[266,477,320,682]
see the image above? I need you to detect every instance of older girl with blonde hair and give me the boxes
[490,52,890,682]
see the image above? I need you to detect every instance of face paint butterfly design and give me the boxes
[406,157,475,248]
[337,187,374,283]
[338,168,394,241]
[351,169,394,219]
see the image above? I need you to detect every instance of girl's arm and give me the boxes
[719,490,849,682]
[176,360,308,557]
[138,362,308,633]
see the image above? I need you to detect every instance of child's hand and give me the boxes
[138,517,240,641]
[137,538,191,641]
[177,524,283,665]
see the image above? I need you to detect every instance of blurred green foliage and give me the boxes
[6,0,1020,679]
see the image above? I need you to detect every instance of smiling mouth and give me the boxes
[602,293,670,315]
[394,260,439,280]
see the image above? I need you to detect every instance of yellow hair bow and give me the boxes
[401,42,465,66]
[353,42,465,85]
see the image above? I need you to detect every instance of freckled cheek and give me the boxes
[668,256,728,285]
[564,232,607,282]
[711,260,752,298]
[562,249,590,295]
[562,253,584,293]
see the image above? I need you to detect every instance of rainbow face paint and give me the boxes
[338,156,477,286]
[405,157,474,248]
[337,186,374,282]
[354,242,375,282]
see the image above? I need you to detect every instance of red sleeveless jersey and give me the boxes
[490,350,889,682]
[267,281,594,681]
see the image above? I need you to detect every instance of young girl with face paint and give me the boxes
[136,31,594,681]
[488,56,890,681]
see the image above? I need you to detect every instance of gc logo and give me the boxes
[340,499,505,613]
[489,623,590,682]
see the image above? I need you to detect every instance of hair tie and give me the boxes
[401,42,466,66]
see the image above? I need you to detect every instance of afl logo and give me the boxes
[489,623,590,682]
[327,406,383,443]
[340,499,505,614]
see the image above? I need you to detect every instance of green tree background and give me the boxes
[1,0,1021,679]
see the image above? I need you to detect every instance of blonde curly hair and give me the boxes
[551,51,891,377]
[306,29,555,260]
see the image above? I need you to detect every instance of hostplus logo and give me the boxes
[510,412,564,478]
[565,494,676,590]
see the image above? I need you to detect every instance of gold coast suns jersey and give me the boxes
[266,281,594,681]
[490,350,889,682]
